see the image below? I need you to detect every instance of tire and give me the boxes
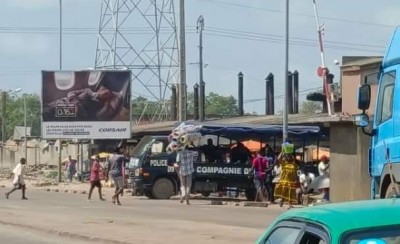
[385,182,399,198]
[152,178,175,199]
[245,188,256,201]
[201,192,211,197]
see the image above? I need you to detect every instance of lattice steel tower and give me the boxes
[95,0,179,122]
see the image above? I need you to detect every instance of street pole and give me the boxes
[1,91,6,167]
[1,91,6,143]
[178,0,187,122]
[24,95,27,162]
[59,0,63,70]
[197,16,205,121]
[283,0,289,142]
[58,0,63,183]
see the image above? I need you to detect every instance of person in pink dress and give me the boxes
[88,155,105,201]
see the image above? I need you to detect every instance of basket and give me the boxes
[282,143,294,154]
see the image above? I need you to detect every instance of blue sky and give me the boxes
[0,0,399,114]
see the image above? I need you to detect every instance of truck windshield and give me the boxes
[131,137,154,156]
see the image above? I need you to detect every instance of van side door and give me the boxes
[371,70,395,176]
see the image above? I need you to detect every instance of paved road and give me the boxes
[0,223,97,244]
[0,188,286,243]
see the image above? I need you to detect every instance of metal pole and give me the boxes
[283,0,289,142]
[178,0,187,122]
[312,0,332,115]
[59,0,63,70]
[24,95,27,162]
[58,0,63,182]
[197,16,205,121]
[1,92,6,143]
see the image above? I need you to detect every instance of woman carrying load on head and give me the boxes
[274,142,299,209]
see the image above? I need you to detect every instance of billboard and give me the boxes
[41,70,131,139]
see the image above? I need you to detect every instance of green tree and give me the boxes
[186,92,239,116]
[131,96,161,121]
[2,93,41,140]
[300,101,322,115]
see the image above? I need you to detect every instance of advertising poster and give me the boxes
[42,70,131,139]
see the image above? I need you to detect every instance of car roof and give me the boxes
[274,199,400,240]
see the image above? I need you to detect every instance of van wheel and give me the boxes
[152,178,175,199]
[245,188,256,201]
[385,182,400,198]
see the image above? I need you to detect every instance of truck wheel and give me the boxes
[245,188,256,201]
[385,182,399,198]
[152,178,175,199]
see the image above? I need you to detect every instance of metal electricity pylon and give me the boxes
[95,0,179,122]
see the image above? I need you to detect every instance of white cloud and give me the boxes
[0,34,49,55]
[7,0,56,10]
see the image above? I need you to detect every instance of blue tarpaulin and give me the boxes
[196,123,321,140]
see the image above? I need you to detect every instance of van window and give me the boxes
[151,141,167,155]
[376,71,395,125]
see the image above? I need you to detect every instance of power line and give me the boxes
[0,25,385,52]
[204,32,384,54]
[207,27,386,49]
[244,86,322,104]
[199,0,395,29]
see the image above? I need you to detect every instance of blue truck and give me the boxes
[355,26,400,199]
[127,123,321,200]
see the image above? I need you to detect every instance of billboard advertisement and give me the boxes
[41,70,131,139]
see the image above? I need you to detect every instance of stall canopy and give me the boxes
[197,124,321,141]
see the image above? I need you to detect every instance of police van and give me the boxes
[127,123,321,200]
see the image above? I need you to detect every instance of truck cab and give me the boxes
[355,26,400,199]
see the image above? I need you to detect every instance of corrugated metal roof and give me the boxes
[131,113,352,134]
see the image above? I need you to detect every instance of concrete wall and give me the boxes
[341,69,378,116]
[330,122,371,202]
[0,143,91,170]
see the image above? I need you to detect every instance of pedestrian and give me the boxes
[252,150,268,202]
[88,155,105,201]
[65,155,77,182]
[270,159,282,204]
[318,156,330,177]
[106,147,126,205]
[274,143,299,209]
[5,158,28,200]
[175,146,196,205]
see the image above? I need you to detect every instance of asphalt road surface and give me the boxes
[0,223,99,244]
[0,188,286,243]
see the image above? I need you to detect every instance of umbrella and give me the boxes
[309,175,330,190]
[98,152,112,158]
[232,140,266,152]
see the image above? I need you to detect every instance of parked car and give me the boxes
[256,198,400,244]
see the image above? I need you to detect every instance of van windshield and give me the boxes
[131,137,154,156]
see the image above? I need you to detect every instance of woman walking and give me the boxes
[274,144,299,209]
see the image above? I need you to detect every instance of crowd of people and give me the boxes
[3,138,330,209]
[250,143,331,209]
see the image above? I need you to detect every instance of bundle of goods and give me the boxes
[166,123,202,152]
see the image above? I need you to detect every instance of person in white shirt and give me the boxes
[296,171,316,204]
[318,156,330,177]
[5,158,28,200]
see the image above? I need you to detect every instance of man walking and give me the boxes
[175,146,196,205]
[65,155,77,182]
[106,147,125,205]
[5,158,28,200]
[88,155,105,201]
